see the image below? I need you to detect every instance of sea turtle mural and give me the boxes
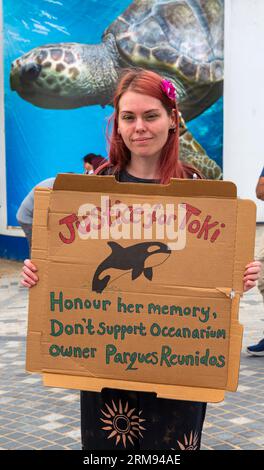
[10,0,224,179]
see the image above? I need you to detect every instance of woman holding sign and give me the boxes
[22,69,261,450]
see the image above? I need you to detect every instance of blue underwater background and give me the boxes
[4,0,223,227]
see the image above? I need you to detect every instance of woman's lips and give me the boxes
[133,137,152,142]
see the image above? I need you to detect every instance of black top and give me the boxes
[118,169,160,184]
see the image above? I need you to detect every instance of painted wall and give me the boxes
[1,0,225,258]
[224,0,264,222]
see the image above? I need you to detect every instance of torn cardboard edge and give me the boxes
[53,174,237,198]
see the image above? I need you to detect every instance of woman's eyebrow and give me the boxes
[144,109,160,113]
[120,109,160,114]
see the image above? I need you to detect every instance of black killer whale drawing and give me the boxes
[92,241,171,293]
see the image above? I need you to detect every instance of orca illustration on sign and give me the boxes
[92,241,171,293]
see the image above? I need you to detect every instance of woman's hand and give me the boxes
[21,259,39,288]
[243,261,262,292]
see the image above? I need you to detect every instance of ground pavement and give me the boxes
[0,227,263,450]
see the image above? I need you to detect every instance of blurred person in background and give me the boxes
[247,166,264,356]
[83,153,107,174]
[16,154,106,247]
[16,177,56,249]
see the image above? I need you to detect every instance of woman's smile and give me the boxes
[132,137,153,143]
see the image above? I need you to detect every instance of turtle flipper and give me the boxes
[179,114,222,180]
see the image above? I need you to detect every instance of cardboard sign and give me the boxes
[26,174,256,402]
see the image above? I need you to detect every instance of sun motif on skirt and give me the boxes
[176,430,199,450]
[100,399,146,448]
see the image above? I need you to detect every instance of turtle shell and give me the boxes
[104,0,223,84]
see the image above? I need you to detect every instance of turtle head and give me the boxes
[10,43,113,109]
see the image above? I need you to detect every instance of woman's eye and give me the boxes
[122,115,134,121]
[146,114,158,120]
[121,114,158,121]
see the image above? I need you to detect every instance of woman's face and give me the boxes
[118,91,175,161]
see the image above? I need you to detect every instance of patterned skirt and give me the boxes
[81,389,207,450]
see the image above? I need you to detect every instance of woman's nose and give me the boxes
[135,118,146,132]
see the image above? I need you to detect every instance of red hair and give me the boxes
[97,69,203,183]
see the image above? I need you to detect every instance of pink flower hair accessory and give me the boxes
[161,79,177,101]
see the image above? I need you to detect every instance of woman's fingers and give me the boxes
[22,265,38,282]
[24,259,38,272]
[244,280,257,292]
[244,266,261,276]
[21,273,37,286]
[243,261,261,292]
[245,261,262,269]
[244,273,260,280]
[21,259,39,288]
[243,261,262,284]
[245,279,257,286]
[21,279,34,288]
[243,273,259,281]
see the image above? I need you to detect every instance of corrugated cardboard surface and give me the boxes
[27,175,256,402]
